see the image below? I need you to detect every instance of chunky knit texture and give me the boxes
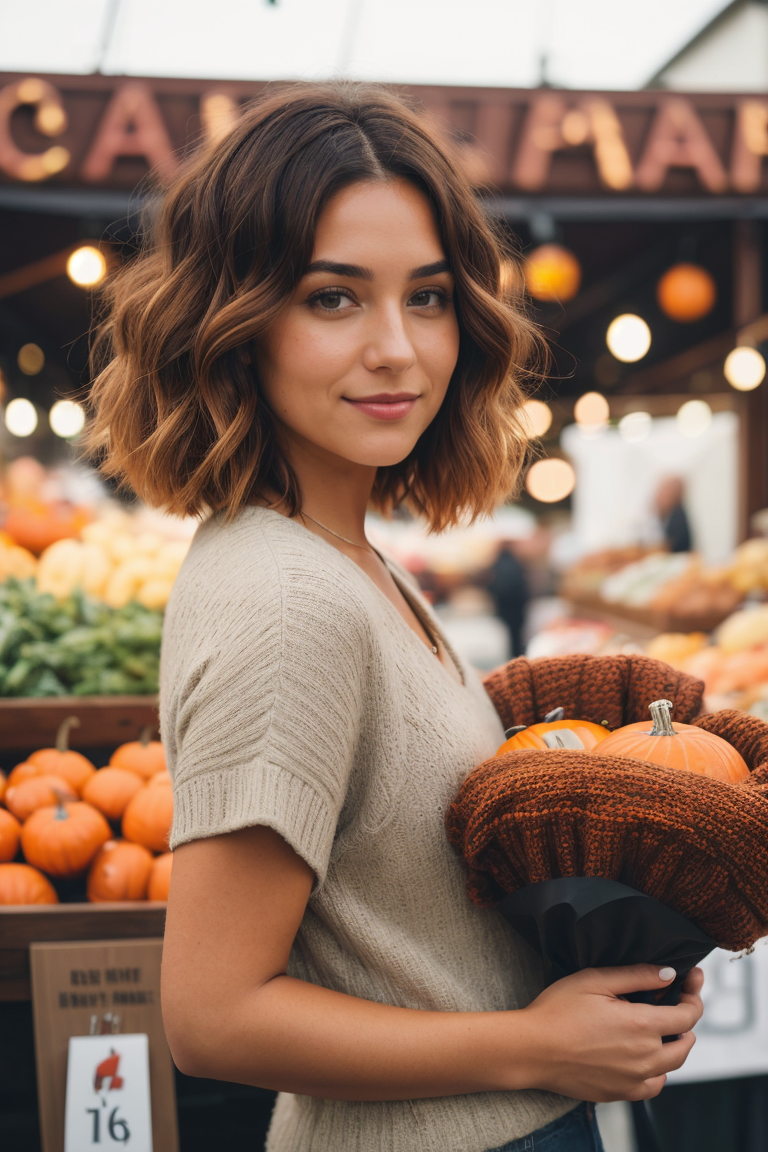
[159,506,575,1152]
[447,664,768,951]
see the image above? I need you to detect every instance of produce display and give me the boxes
[0,577,162,696]
[0,718,173,905]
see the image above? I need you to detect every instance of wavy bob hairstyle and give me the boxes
[86,82,544,531]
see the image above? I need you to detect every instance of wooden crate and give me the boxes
[0,695,159,755]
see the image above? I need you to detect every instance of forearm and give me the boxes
[178,974,534,1101]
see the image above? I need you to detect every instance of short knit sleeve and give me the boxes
[159,514,369,885]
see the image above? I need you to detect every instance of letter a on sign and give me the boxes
[64,1033,153,1151]
[81,82,178,182]
[635,97,728,193]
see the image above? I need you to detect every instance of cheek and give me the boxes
[258,322,351,417]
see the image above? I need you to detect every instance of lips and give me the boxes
[343,393,420,421]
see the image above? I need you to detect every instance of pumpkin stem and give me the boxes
[56,716,80,754]
[649,699,676,736]
[139,725,156,747]
[504,725,527,740]
[544,707,565,723]
[52,788,70,818]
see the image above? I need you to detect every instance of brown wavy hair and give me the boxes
[86,81,545,531]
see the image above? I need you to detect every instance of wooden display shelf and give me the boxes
[562,588,734,639]
[0,903,166,1001]
[0,695,159,753]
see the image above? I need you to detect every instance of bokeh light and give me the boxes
[66,246,107,288]
[574,391,610,428]
[618,411,652,442]
[17,344,45,375]
[525,458,576,503]
[677,399,712,438]
[724,346,766,391]
[524,244,581,303]
[606,314,651,362]
[49,399,86,438]
[5,398,38,437]
[657,264,716,323]
[518,399,553,438]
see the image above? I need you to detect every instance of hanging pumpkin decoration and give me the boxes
[110,726,166,780]
[122,783,173,854]
[524,244,582,303]
[26,717,96,795]
[21,799,111,878]
[497,708,612,754]
[87,839,154,903]
[596,699,749,783]
[4,775,77,823]
[0,862,58,905]
[656,263,716,323]
[147,852,173,901]
[82,768,144,822]
[0,808,21,863]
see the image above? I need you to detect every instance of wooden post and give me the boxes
[733,220,767,539]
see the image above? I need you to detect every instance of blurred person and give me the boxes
[488,540,530,657]
[654,474,693,553]
[86,83,703,1152]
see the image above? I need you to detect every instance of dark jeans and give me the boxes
[485,1102,605,1152]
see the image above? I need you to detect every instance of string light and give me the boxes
[66,246,107,288]
[518,399,553,438]
[525,458,576,503]
[524,244,581,303]
[606,314,651,363]
[49,400,86,438]
[17,344,45,375]
[677,399,712,438]
[574,391,609,428]
[724,346,766,391]
[5,398,38,437]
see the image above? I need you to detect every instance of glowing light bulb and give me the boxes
[677,399,712,438]
[606,314,651,363]
[618,411,652,442]
[49,400,86,438]
[574,391,609,428]
[5,398,38,437]
[724,346,766,391]
[525,458,576,503]
[66,246,107,288]
[17,344,44,375]
[518,399,553,438]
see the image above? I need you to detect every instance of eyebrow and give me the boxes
[303,259,452,281]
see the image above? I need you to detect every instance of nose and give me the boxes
[361,302,417,374]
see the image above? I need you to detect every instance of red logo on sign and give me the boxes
[93,1049,124,1092]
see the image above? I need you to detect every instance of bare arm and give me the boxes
[160,824,703,1103]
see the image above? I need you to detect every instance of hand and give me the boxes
[520,964,704,1103]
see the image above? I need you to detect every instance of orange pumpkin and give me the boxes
[0,808,21,862]
[21,799,111,878]
[0,769,5,805]
[5,775,77,822]
[27,717,96,795]
[82,768,144,822]
[0,862,58,905]
[148,770,171,787]
[3,498,90,555]
[147,852,173,901]
[87,839,154,903]
[6,761,43,789]
[122,784,173,854]
[497,708,612,755]
[596,699,749,783]
[110,726,165,780]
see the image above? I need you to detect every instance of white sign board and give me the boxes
[668,941,768,1084]
[64,1033,153,1152]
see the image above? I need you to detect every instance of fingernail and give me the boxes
[659,967,676,981]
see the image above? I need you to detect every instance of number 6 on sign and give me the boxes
[64,1034,153,1151]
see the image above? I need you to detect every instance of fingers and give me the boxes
[643,997,703,1037]
[681,965,705,995]
[578,963,680,997]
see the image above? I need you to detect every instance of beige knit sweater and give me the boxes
[159,505,575,1152]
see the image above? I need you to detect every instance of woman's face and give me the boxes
[255,178,460,473]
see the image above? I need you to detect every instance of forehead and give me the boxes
[310,179,446,264]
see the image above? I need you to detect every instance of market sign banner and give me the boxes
[0,72,767,197]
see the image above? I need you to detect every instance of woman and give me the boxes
[86,83,703,1152]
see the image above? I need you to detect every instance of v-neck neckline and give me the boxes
[253,506,467,689]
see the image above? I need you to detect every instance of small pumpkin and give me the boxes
[26,717,96,794]
[0,862,58,905]
[0,769,5,805]
[147,852,173,901]
[0,808,21,862]
[148,770,171,787]
[110,726,165,781]
[596,699,750,783]
[21,799,112,878]
[82,768,144,822]
[5,775,77,823]
[122,783,173,854]
[497,708,612,755]
[87,839,154,903]
[6,761,43,790]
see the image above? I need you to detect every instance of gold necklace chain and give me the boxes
[300,510,439,656]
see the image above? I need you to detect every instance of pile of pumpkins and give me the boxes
[0,717,172,905]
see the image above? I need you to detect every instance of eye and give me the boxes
[308,289,356,313]
[409,288,449,309]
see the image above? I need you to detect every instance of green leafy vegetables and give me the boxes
[0,578,162,697]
